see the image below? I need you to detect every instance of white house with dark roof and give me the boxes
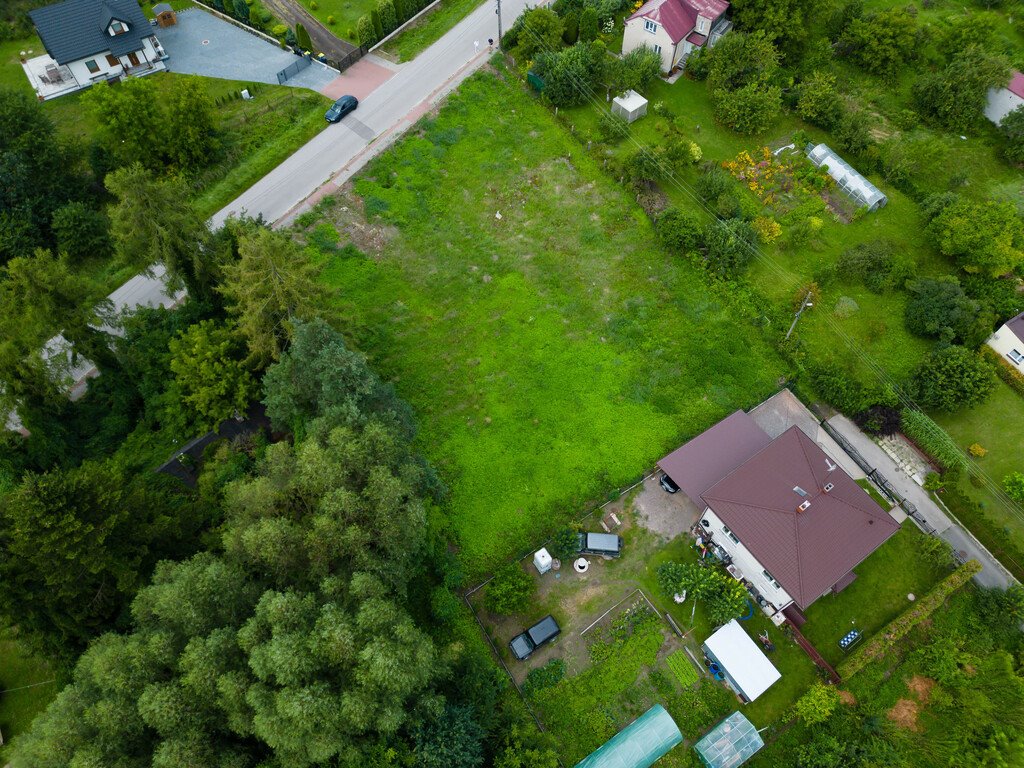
[25,0,166,100]
[987,311,1024,369]
[622,0,730,74]
[986,71,1024,126]
[658,407,900,624]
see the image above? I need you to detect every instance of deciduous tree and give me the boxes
[83,78,165,169]
[913,46,1009,134]
[50,201,111,264]
[164,75,219,170]
[838,7,918,80]
[914,346,996,412]
[928,197,1024,276]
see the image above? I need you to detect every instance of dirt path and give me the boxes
[262,0,357,60]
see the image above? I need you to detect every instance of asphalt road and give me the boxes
[212,0,531,227]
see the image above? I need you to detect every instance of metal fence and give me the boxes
[326,45,366,74]
[276,54,312,84]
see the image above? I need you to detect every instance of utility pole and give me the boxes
[785,291,814,341]
[496,0,503,50]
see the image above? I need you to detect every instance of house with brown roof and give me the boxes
[986,311,1024,370]
[621,0,730,74]
[658,409,899,623]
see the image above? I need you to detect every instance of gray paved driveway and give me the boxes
[159,8,337,90]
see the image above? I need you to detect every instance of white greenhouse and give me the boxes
[612,90,648,123]
[806,143,887,211]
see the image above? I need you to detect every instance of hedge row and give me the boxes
[900,408,967,472]
[356,0,432,47]
[837,559,981,679]
[980,345,1024,399]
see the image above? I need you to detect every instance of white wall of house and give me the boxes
[700,507,794,613]
[623,18,676,73]
[987,324,1024,368]
[64,35,160,85]
[986,87,1024,126]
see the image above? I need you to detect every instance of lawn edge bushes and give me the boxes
[899,408,967,472]
[837,559,981,679]
[980,345,1024,399]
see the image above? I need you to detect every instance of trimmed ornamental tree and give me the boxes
[371,8,383,39]
[295,22,313,51]
[378,0,398,34]
[1002,105,1024,164]
[357,14,377,46]
[233,0,250,22]
[578,6,598,42]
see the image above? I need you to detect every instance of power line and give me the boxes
[512,20,1024,526]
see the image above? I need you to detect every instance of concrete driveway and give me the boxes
[160,8,338,90]
[633,474,700,541]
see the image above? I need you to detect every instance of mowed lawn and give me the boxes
[312,69,787,572]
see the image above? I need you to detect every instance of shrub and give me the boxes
[807,364,868,414]
[612,45,662,94]
[516,8,564,59]
[522,659,565,697]
[233,0,250,22]
[688,141,702,163]
[703,218,756,278]
[795,683,841,726]
[913,346,996,412]
[1001,105,1024,165]
[836,240,911,294]
[260,10,272,22]
[310,0,318,7]
[272,23,288,37]
[561,10,578,44]
[752,216,781,244]
[900,409,967,471]
[327,14,335,24]
[533,41,605,108]
[968,443,988,458]
[979,345,1024,399]
[485,563,535,615]
[357,15,377,46]
[795,71,843,129]
[378,0,398,33]
[295,22,312,51]
[1004,472,1024,504]
[50,202,111,264]
[838,560,981,679]
[656,208,702,255]
[578,6,598,42]
[855,405,901,436]
[598,110,628,142]
[686,46,710,79]
[549,526,579,562]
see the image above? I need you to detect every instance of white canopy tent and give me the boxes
[702,620,781,702]
[612,90,648,123]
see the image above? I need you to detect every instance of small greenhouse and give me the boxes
[694,712,764,768]
[611,90,648,123]
[575,704,682,768]
[806,143,887,211]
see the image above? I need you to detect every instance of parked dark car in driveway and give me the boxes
[577,532,623,557]
[509,615,561,660]
[660,473,680,493]
[325,94,358,122]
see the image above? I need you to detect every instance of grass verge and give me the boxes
[382,0,483,61]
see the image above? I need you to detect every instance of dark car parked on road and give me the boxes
[325,95,358,122]
[577,532,623,558]
[509,615,561,660]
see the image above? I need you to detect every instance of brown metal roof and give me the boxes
[657,410,772,508]
[701,427,899,610]
[1006,310,1024,344]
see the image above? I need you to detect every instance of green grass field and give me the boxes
[305,68,787,573]
[0,633,57,761]
[299,0,374,43]
[382,0,482,61]
[801,525,948,667]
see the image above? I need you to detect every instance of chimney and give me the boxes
[824,482,834,493]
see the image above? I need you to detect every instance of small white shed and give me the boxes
[611,90,648,123]
[533,548,552,575]
[702,620,781,702]
[986,71,1024,126]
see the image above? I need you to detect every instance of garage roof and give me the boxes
[657,410,771,508]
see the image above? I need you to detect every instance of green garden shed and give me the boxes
[575,704,682,768]
[693,712,764,768]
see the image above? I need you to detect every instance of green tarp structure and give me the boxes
[693,711,764,768]
[575,704,682,768]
